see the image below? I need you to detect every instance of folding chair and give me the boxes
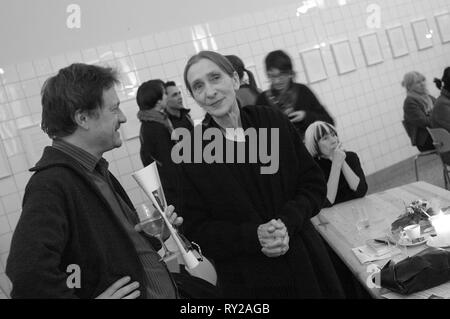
[426,128,450,189]
[402,121,437,181]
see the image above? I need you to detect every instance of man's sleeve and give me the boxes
[6,175,78,299]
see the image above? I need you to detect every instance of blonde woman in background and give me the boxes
[304,121,367,208]
[402,71,436,152]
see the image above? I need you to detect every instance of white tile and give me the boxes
[130,153,143,171]
[16,116,34,129]
[127,38,144,55]
[82,48,99,64]
[6,211,20,232]
[8,154,29,174]
[127,187,143,206]
[33,58,53,77]
[119,172,136,191]
[158,47,175,64]
[130,53,148,70]
[97,44,114,61]
[0,103,13,121]
[13,171,32,192]
[0,178,17,197]
[141,34,157,52]
[26,96,42,115]
[16,62,36,81]
[154,31,170,48]
[65,51,82,65]
[4,83,25,101]
[0,121,18,139]
[144,51,162,67]
[21,79,41,98]
[10,100,30,118]
[163,63,178,78]
[149,65,165,80]
[135,68,151,84]
[111,144,129,160]
[0,273,12,298]
[50,55,68,72]
[111,41,128,58]
[1,193,21,214]
[168,29,183,46]
[0,233,12,254]
[0,216,10,236]
[0,65,19,84]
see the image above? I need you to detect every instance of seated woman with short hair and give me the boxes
[304,121,368,207]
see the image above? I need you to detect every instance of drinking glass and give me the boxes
[136,203,174,260]
[354,206,370,232]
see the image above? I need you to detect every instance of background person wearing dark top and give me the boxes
[164,81,194,130]
[180,50,345,298]
[304,120,369,299]
[304,121,367,207]
[225,54,261,107]
[402,71,436,152]
[136,79,180,207]
[256,50,334,139]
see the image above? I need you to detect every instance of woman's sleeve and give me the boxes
[404,98,431,128]
[345,152,368,199]
[276,119,328,235]
[179,166,262,262]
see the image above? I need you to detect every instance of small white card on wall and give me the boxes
[411,19,433,50]
[299,48,328,84]
[331,40,357,75]
[435,12,450,44]
[386,25,409,58]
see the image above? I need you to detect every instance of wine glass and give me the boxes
[136,203,174,260]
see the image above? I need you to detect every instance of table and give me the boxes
[311,181,450,299]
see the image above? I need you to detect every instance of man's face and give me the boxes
[87,87,127,155]
[166,85,183,110]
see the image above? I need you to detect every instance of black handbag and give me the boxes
[380,247,450,295]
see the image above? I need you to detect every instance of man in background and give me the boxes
[164,81,194,131]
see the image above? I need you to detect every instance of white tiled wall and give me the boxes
[0,0,449,292]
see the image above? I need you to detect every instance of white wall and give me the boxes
[1,0,450,295]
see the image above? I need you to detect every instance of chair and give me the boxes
[426,128,450,189]
[401,121,437,181]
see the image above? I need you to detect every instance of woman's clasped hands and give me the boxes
[257,219,290,258]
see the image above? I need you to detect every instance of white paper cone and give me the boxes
[132,163,199,269]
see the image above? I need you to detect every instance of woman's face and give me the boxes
[410,77,427,95]
[318,132,338,158]
[267,68,292,92]
[187,58,240,118]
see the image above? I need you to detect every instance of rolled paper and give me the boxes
[132,162,199,269]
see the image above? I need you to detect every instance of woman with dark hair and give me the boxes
[179,50,345,298]
[401,71,436,151]
[432,67,450,133]
[256,50,334,139]
[304,121,367,207]
[225,55,260,107]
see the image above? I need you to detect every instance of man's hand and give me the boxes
[96,276,141,299]
[288,110,306,123]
